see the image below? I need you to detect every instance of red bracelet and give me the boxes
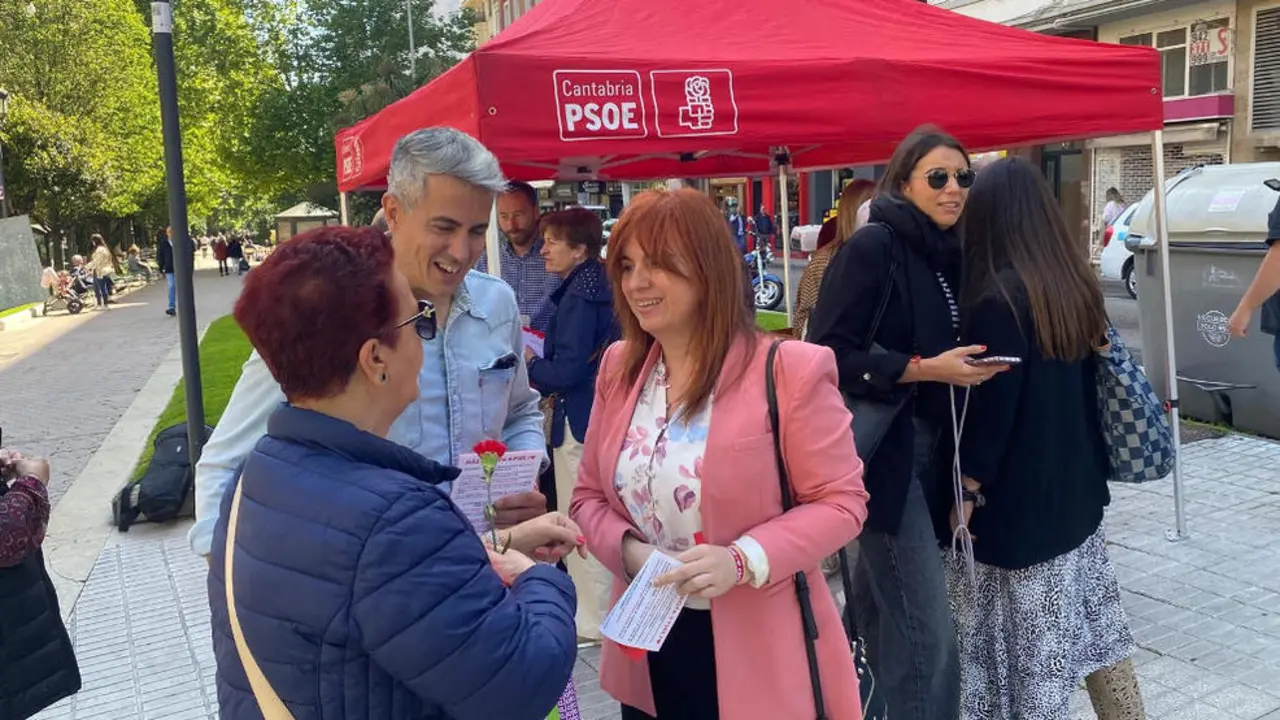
[728,545,746,585]
[910,355,923,365]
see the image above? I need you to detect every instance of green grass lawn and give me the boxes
[0,302,38,320]
[756,310,790,333]
[131,314,252,480]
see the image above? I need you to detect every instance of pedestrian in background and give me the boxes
[808,126,1000,720]
[572,188,869,719]
[0,448,81,720]
[214,235,229,276]
[156,227,177,316]
[526,207,620,641]
[793,179,876,340]
[88,234,115,309]
[951,157,1143,719]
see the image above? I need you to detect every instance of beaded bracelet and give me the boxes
[728,544,747,585]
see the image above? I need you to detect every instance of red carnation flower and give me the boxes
[472,439,507,458]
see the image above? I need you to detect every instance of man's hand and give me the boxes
[1229,305,1252,339]
[493,490,547,528]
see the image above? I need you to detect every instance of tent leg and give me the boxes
[779,162,793,326]
[485,201,501,278]
[339,192,349,225]
[1150,130,1188,542]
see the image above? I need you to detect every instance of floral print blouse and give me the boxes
[614,359,714,607]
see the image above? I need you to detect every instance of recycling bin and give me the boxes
[1125,162,1280,439]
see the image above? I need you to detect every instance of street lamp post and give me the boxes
[0,88,11,219]
[151,1,207,468]
[407,0,417,80]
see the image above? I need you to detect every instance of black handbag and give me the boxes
[766,341,886,720]
[842,227,912,462]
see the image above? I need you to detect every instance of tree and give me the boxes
[0,0,163,235]
[241,0,476,213]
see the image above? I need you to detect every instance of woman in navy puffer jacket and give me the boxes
[207,226,579,719]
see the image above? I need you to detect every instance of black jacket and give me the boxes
[155,238,174,274]
[808,196,962,535]
[0,489,81,720]
[943,283,1111,570]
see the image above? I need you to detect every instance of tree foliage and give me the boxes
[0,0,475,251]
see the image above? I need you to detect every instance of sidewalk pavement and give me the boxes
[32,428,1280,720]
[18,264,1280,719]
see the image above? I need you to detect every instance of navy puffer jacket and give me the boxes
[207,405,577,719]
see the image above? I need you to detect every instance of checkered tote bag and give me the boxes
[1096,325,1176,483]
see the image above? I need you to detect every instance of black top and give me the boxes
[938,281,1111,570]
[808,196,963,535]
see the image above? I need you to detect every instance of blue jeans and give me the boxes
[850,422,961,720]
[93,276,113,306]
[166,273,176,311]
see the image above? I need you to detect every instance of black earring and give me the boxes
[380,373,388,383]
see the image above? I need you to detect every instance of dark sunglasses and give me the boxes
[924,168,977,190]
[395,299,438,341]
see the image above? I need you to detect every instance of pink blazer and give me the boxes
[570,333,870,719]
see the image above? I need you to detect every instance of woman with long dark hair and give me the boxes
[809,126,1004,720]
[949,157,1143,719]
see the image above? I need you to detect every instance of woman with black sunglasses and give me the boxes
[809,126,1007,720]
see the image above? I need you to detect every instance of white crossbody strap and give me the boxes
[225,479,296,719]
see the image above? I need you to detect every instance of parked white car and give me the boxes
[1099,203,1140,299]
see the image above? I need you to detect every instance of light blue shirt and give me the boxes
[188,270,546,556]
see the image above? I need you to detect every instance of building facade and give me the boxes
[939,0,1280,251]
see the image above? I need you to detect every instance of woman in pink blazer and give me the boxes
[570,188,870,719]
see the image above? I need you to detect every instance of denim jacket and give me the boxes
[188,270,546,555]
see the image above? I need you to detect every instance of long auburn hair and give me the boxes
[605,188,756,417]
[960,158,1107,361]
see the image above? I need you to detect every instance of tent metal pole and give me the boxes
[485,201,501,277]
[1150,129,1188,542]
[779,159,794,325]
[339,192,349,225]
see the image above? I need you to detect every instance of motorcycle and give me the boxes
[745,246,784,311]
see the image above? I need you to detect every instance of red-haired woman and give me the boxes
[207,226,581,719]
[570,189,870,719]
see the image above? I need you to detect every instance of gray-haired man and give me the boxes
[189,127,549,556]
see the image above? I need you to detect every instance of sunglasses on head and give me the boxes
[395,299,437,341]
[924,168,976,190]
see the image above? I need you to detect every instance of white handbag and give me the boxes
[224,479,296,719]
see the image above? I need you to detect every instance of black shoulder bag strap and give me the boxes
[864,222,900,353]
[766,340,830,720]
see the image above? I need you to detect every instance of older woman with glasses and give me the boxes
[207,225,581,720]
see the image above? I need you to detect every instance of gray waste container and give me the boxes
[1126,162,1280,439]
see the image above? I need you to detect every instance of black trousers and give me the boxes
[619,609,719,720]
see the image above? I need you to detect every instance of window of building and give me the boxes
[1120,18,1231,99]
[1253,8,1280,131]
[502,0,511,29]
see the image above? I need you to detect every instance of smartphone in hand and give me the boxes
[967,355,1022,367]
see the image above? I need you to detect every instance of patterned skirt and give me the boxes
[944,524,1135,720]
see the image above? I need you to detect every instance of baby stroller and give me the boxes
[40,267,86,315]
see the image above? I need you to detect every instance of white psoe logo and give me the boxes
[679,76,715,131]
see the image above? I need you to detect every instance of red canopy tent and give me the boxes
[334,0,1195,538]
[334,0,1162,190]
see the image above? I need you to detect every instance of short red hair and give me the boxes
[234,226,400,400]
[605,188,755,417]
